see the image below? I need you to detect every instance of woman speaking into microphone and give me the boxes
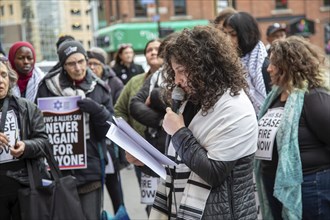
[128,26,259,219]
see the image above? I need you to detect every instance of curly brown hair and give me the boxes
[161,25,248,115]
[269,36,330,92]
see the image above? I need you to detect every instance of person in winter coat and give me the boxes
[112,44,144,85]
[8,41,44,102]
[128,26,258,219]
[116,39,163,216]
[87,47,125,213]
[87,47,124,104]
[35,41,113,220]
[0,56,49,220]
[47,35,75,74]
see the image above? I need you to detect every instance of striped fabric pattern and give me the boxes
[150,91,258,220]
[150,145,211,220]
[241,41,268,115]
[150,100,211,220]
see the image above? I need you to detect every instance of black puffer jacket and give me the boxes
[172,127,257,220]
[36,68,113,186]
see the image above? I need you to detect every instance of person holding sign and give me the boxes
[36,41,113,220]
[255,36,330,220]
[130,26,258,219]
[0,56,49,220]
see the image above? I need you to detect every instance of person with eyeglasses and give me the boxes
[47,34,75,74]
[87,47,124,104]
[112,44,145,85]
[8,41,45,102]
[86,47,126,214]
[35,41,114,220]
[0,56,49,220]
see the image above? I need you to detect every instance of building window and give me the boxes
[324,0,330,6]
[174,0,186,16]
[275,0,288,9]
[134,0,147,17]
[216,0,236,13]
[71,8,81,15]
[325,23,330,54]
[9,4,13,15]
[0,6,4,16]
[72,23,82,30]
[86,24,90,30]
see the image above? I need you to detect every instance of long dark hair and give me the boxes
[223,12,260,56]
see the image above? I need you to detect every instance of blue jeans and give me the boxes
[302,169,330,220]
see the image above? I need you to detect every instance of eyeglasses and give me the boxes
[0,71,8,79]
[88,61,102,67]
[65,59,86,68]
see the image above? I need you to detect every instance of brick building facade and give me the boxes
[98,0,330,51]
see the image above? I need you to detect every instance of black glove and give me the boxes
[77,98,103,115]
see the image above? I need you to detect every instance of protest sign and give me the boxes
[140,173,159,204]
[0,110,19,163]
[256,107,284,160]
[38,96,86,170]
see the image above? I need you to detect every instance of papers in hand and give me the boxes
[106,117,177,179]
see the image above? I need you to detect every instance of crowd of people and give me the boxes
[0,8,329,220]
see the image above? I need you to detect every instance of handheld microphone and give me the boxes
[165,86,185,152]
[171,86,185,113]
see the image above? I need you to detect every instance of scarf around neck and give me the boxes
[255,86,305,220]
[17,72,33,93]
[241,41,268,115]
[12,67,44,102]
[150,90,258,220]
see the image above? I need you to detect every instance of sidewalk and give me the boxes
[104,167,148,220]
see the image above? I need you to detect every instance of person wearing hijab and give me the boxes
[8,41,44,102]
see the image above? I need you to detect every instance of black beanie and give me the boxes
[57,41,87,66]
[87,51,105,64]
[56,35,75,50]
